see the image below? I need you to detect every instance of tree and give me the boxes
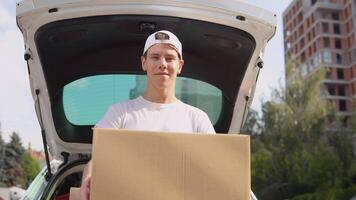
[0,130,41,188]
[250,58,356,199]
[3,132,25,186]
[0,128,5,186]
[0,132,4,146]
[242,109,262,135]
[21,152,41,187]
[6,132,25,157]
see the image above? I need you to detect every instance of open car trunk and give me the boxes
[17,0,276,181]
[17,0,276,199]
[17,0,276,161]
[36,15,256,142]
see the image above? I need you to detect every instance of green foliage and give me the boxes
[261,59,330,140]
[297,145,342,190]
[247,58,356,199]
[0,131,4,146]
[0,129,41,188]
[21,152,41,187]
[291,185,356,200]
[2,132,26,186]
[241,109,262,135]
[0,131,5,186]
[327,131,356,188]
[7,132,25,157]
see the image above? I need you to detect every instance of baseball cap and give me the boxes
[143,30,182,58]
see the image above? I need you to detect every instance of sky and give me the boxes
[0,0,293,151]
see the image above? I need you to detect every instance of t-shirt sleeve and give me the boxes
[197,111,216,134]
[95,105,123,128]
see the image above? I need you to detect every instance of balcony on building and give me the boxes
[310,0,343,11]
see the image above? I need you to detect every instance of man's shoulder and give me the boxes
[178,101,215,133]
[178,101,207,116]
[110,97,140,110]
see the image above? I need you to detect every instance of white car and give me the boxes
[0,186,25,200]
[16,0,276,199]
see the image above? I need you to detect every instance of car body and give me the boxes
[0,186,25,200]
[16,0,276,199]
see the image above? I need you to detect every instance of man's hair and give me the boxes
[142,44,182,60]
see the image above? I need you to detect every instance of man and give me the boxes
[80,30,215,200]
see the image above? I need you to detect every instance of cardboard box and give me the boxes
[69,187,80,200]
[90,129,250,200]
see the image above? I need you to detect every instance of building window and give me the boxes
[326,68,332,78]
[322,22,329,32]
[294,32,297,41]
[301,64,308,77]
[310,58,314,66]
[332,12,340,20]
[348,36,353,48]
[338,86,346,96]
[308,46,312,56]
[337,68,344,79]
[298,13,303,22]
[335,38,342,49]
[301,52,306,62]
[333,24,340,34]
[324,37,330,48]
[299,26,304,36]
[323,51,332,63]
[339,100,347,111]
[351,67,354,77]
[342,116,349,127]
[328,85,335,95]
[336,53,342,64]
[314,52,322,67]
[313,42,317,52]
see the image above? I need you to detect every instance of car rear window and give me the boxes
[63,74,222,126]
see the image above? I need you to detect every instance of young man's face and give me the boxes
[141,43,184,90]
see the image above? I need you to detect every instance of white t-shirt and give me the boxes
[96,96,215,134]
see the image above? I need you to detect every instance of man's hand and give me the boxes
[80,160,92,200]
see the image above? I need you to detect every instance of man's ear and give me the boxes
[141,56,147,71]
[178,59,184,74]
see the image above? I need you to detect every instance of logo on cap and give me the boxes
[155,32,170,40]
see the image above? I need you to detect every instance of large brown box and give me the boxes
[69,187,80,200]
[90,129,250,200]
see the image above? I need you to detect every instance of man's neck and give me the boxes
[143,87,177,104]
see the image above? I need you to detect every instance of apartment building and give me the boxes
[283,0,356,127]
